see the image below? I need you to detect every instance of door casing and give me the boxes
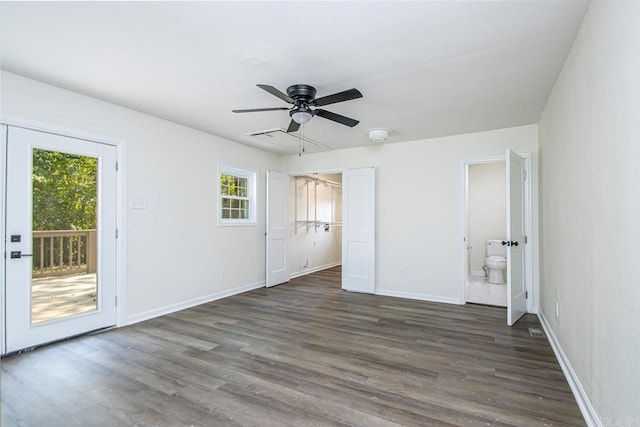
[459,153,535,317]
[0,115,127,355]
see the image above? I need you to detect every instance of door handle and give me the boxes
[501,241,518,247]
[511,241,518,247]
[10,251,33,259]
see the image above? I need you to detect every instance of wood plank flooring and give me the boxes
[1,267,584,426]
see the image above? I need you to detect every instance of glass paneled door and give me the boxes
[4,126,117,353]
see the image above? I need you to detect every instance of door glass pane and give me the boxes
[31,149,99,324]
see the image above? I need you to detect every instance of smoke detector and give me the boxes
[366,128,391,142]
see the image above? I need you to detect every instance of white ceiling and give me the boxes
[0,1,589,155]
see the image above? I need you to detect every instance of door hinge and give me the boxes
[115,228,119,239]
[116,161,119,171]
[115,296,119,306]
[523,170,527,180]
[525,291,528,299]
[525,235,528,244]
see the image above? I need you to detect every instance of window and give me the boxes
[218,165,256,225]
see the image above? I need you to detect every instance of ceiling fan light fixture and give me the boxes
[290,105,313,124]
[367,128,391,142]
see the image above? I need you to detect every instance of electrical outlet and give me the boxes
[400,269,405,278]
[555,301,559,318]
[220,268,225,279]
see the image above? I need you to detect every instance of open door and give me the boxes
[266,171,289,287]
[506,149,527,325]
[342,167,375,293]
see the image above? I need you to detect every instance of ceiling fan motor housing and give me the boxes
[287,84,317,104]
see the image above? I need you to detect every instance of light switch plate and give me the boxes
[130,199,146,209]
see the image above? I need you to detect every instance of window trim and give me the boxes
[218,164,257,226]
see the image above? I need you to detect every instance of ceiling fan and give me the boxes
[233,84,363,133]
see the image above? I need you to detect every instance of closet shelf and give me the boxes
[294,174,342,234]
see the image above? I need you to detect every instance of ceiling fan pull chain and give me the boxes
[299,125,303,157]
[302,123,306,154]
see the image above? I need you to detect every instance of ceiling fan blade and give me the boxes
[314,88,362,107]
[315,109,359,127]
[232,107,289,113]
[257,84,294,104]
[286,119,300,133]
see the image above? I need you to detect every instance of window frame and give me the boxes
[217,164,257,226]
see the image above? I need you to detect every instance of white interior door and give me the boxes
[342,167,375,293]
[4,126,117,353]
[506,149,527,326]
[266,171,289,287]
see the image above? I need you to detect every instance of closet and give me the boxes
[289,173,342,277]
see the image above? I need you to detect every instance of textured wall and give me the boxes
[538,0,640,420]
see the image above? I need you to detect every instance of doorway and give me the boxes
[3,125,119,353]
[290,173,343,278]
[466,161,507,307]
[461,151,533,325]
[266,167,375,293]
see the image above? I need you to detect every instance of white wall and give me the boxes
[537,0,640,422]
[0,71,280,322]
[468,162,506,275]
[289,173,342,277]
[282,125,538,305]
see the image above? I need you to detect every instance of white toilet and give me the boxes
[485,239,507,284]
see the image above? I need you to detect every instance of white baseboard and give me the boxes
[290,262,341,280]
[538,310,601,427]
[471,269,485,277]
[375,289,464,305]
[126,280,265,325]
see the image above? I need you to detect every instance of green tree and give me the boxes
[32,149,97,231]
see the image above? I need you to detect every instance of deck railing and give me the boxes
[32,230,97,278]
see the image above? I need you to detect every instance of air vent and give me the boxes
[528,327,546,339]
[246,128,281,137]
[246,128,332,154]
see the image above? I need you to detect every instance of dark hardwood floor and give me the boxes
[1,267,584,426]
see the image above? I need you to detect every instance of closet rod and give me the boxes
[295,175,342,188]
